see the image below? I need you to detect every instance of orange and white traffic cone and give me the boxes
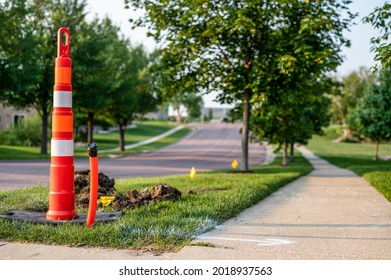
[46,27,77,221]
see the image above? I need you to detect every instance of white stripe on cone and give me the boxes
[51,140,74,156]
[53,91,72,108]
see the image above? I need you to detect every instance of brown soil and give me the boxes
[74,171,181,210]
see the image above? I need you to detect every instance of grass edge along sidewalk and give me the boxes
[306,128,391,203]
[0,153,312,252]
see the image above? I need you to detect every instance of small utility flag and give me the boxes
[231,160,238,169]
[98,196,115,207]
[189,166,196,179]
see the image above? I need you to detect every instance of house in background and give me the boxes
[142,105,169,120]
[202,93,233,122]
[168,104,188,120]
[0,103,36,130]
[143,93,234,122]
[202,106,232,121]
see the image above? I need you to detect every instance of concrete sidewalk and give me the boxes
[1,147,390,259]
[175,146,391,259]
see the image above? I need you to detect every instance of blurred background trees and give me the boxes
[1,0,390,163]
[0,0,156,153]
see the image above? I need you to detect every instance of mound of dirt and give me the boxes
[74,171,181,210]
[74,170,117,208]
[151,183,182,201]
[112,183,182,210]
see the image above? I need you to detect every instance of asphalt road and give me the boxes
[0,123,268,191]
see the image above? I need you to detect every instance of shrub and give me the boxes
[7,115,42,146]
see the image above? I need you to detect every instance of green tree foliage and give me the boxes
[0,0,40,103]
[106,41,158,151]
[356,68,391,160]
[148,50,202,123]
[182,92,204,121]
[328,67,374,141]
[251,77,332,165]
[363,1,391,71]
[169,91,204,123]
[72,17,120,144]
[126,0,355,170]
[0,0,87,154]
[330,67,374,125]
[248,0,354,165]
[1,0,161,152]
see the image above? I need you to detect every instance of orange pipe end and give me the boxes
[86,156,98,227]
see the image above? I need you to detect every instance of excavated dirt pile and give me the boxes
[74,170,117,208]
[112,183,182,210]
[74,171,181,210]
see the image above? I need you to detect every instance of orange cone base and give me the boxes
[46,209,77,221]
[46,191,77,220]
[47,156,76,221]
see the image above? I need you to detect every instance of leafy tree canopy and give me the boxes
[125,0,356,169]
[357,68,391,158]
[0,0,88,154]
[363,1,391,71]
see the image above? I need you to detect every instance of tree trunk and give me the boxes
[119,124,125,151]
[87,111,94,144]
[40,111,48,155]
[282,140,288,166]
[289,141,295,163]
[375,140,379,161]
[335,122,352,143]
[175,105,182,123]
[175,114,182,123]
[241,87,250,172]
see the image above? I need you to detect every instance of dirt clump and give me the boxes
[112,189,150,210]
[112,183,181,210]
[151,183,182,201]
[74,171,181,210]
[74,170,117,208]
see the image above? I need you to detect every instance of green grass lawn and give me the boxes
[0,154,312,251]
[307,125,391,202]
[0,121,185,159]
[0,145,48,159]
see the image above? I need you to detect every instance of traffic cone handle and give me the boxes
[57,27,70,58]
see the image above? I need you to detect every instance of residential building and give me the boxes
[0,103,36,130]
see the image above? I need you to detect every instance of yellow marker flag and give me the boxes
[231,160,238,169]
[97,196,115,207]
[189,166,196,179]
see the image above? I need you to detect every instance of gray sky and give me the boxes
[86,0,384,106]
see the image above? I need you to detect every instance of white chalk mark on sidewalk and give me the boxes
[198,236,293,246]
